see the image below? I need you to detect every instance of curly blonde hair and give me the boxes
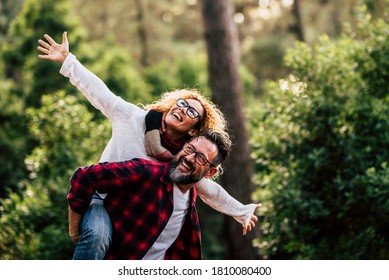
[143,88,231,148]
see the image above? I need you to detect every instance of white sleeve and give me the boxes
[195,179,257,227]
[59,53,125,120]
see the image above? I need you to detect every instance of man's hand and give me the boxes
[242,203,261,235]
[37,31,69,63]
[69,233,81,244]
[68,206,82,243]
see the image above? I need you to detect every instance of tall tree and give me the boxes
[290,0,305,41]
[201,0,259,259]
[134,0,149,66]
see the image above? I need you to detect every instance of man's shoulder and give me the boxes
[131,158,168,168]
[131,158,171,183]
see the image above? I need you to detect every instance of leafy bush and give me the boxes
[250,9,389,259]
[0,92,110,259]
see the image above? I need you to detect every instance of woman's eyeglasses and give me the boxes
[176,98,201,119]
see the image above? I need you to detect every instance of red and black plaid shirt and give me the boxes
[68,158,202,260]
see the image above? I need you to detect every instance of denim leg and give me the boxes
[72,198,112,260]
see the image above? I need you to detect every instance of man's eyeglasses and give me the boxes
[176,98,201,119]
[182,142,214,167]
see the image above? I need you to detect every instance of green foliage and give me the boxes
[2,0,85,107]
[240,64,257,97]
[142,60,179,98]
[142,52,256,101]
[25,92,110,177]
[0,180,73,259]
[0,0,86,197]
[196,199,228,259]
[0,0,24,40]
[81,37,154,111]
[249,10,389,259]
[243,35,289,94]
[0,91,110,259]
[174,54,209,94]
[142,53,211,99]
[0,53,29,197]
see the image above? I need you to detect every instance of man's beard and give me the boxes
[169,157,206,184]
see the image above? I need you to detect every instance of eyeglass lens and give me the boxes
[183,143,210,166]
[176,98,200,119]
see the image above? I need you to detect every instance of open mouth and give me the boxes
[172,111,183,121]
[179,158,193,172]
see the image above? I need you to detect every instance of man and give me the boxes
[68,131,230,259]
[38,32,260,259]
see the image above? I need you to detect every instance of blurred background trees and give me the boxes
[0,0,388,259]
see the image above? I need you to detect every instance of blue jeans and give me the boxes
[72,197,112,260]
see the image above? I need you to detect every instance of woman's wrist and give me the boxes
[60,51,69,63]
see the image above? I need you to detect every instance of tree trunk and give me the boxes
[201,0,259,259]
[331,0,343,37]
[290,0,305,41]
[134,0,149,66]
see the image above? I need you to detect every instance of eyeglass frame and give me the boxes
[175,98,202,119]
[182,142,215,167]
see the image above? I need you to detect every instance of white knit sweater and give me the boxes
[60,53,256,227]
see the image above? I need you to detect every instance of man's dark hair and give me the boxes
[189,130,231,166]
